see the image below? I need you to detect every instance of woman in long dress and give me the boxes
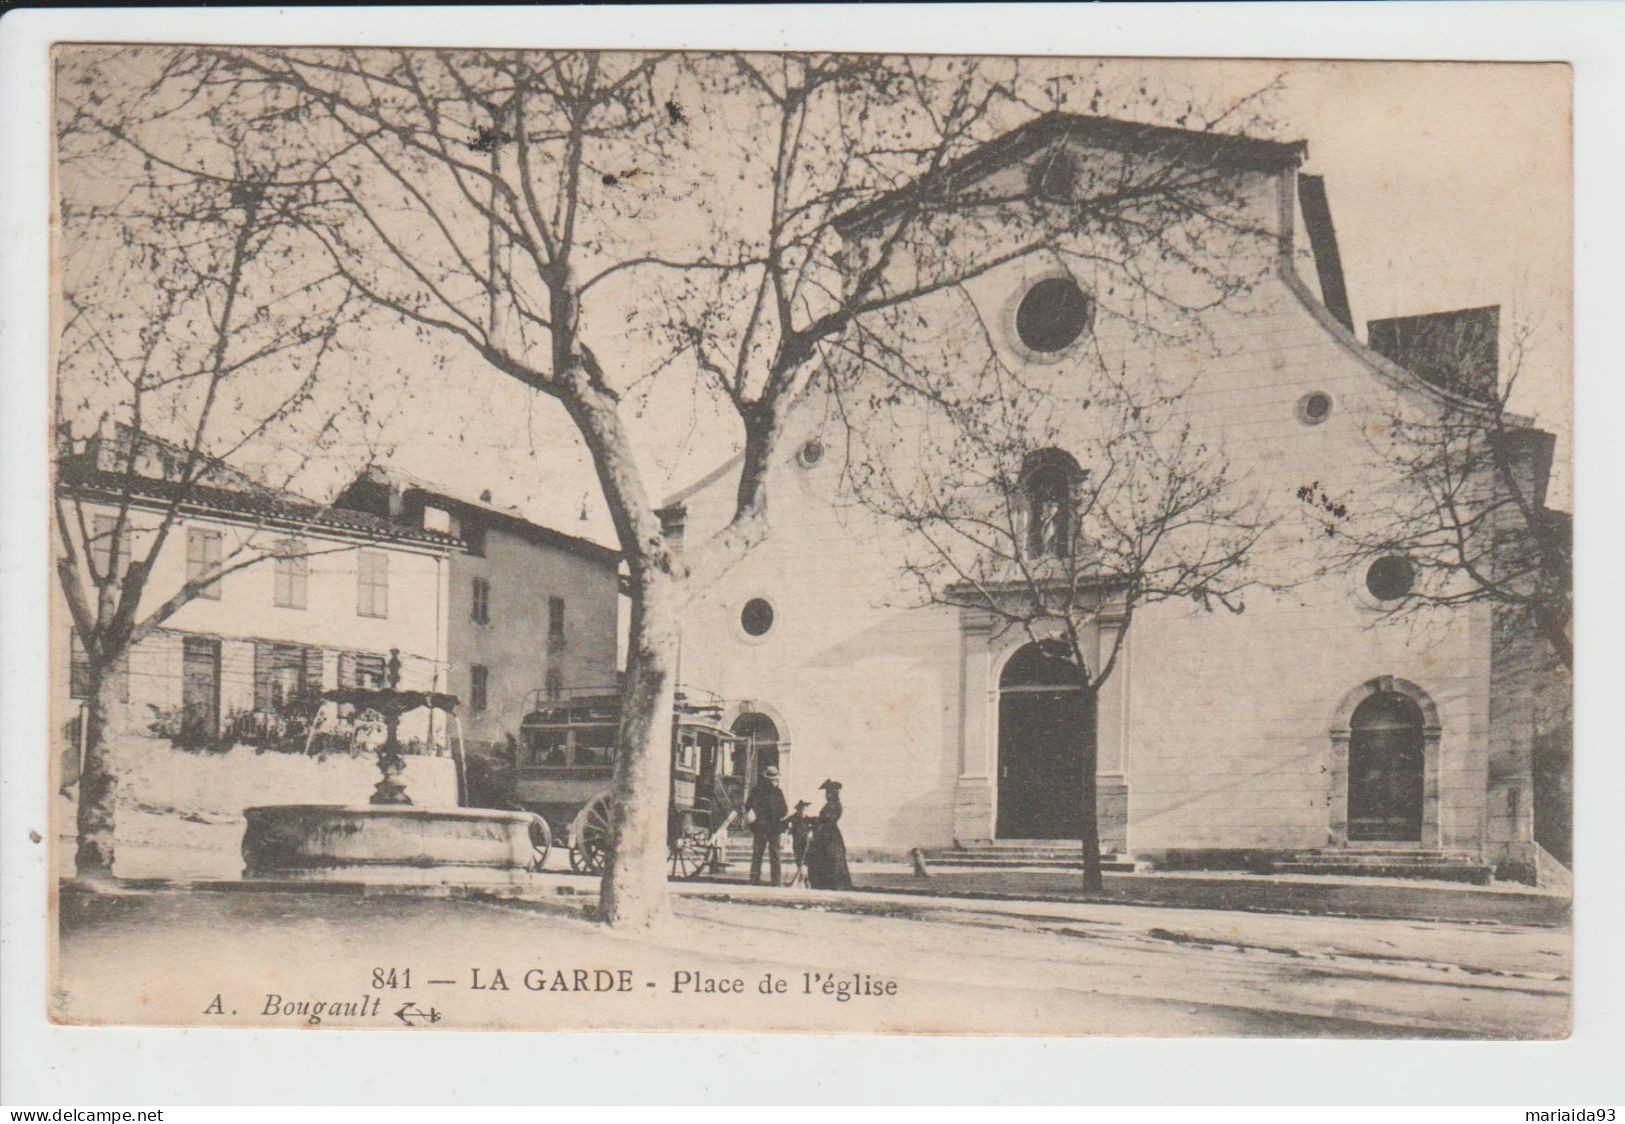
[805,779,853,890]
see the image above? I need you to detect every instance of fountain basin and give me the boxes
[242,804,546,886]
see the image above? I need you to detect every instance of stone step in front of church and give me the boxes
[1269,849,1494,884]
[921,842,1140,872]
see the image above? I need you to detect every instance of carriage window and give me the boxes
[674,737,699,774]
[573,729,615,768]
[529,731,568,767]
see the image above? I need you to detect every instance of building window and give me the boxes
[186,528,223,599]
[90,514,127,578]
[254,642,322,711]
[181,636,221,739]
[1297,391,1334,425]
[1365,555,1416,602]
[471,577,490,625]
[548,596,565,641]
[462,519,486,557]
[357,551,389,618]
[545,666,564,701]
[273,541,309,610]
[1021,449,1079,558]
[740,597,775,638]
[470,664,489,713]
[422,505,452,535]
[340,650,386,689]
[1015,277,1092,354]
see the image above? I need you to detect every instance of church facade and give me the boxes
[661,115,1563,882]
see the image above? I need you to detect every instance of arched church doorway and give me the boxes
[731,712,781,776]
[1347,691,1425,842]
[997,641,1095,839]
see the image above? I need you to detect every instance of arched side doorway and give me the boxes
[996,641,1096,840]
[1329,677,1442,847]
[730,711,781,776]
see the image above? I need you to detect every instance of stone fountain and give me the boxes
[241,650,548,885]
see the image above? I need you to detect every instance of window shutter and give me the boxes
[253,641,273,711]
[303,646,325,696]
[338,651,357,690]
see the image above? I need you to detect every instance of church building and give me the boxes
[661,113,1566,885]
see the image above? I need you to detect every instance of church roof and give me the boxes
[835,110,1307,235]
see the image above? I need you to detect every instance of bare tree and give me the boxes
[62,45,1289,924]
[53,50,376,878]
[1300,309,1571,670]
[841,342,1275,889]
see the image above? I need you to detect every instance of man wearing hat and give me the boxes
[744,765,789,886]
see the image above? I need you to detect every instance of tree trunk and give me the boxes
[598,567,682,929]
[1077,682,1104,893]
[74,665,120,881]
[1079,727,1105,896]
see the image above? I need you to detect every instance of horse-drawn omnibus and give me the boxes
[498,686,761,879]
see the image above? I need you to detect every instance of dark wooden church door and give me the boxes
[1347,691,1425,842]
[997,642,1095,840]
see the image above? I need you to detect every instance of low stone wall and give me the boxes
[118,735,458,814]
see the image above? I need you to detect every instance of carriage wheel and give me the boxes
[570,793,614,875]
[668,828,713,882]
[525,814,553,873]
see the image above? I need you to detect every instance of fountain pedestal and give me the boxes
[242,804,545,885]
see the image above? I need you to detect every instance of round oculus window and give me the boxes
[1298,391,1333,425]
[797,438,825,468]
[740,597,775,637]
[1365,555,1416,602]
[1015,278,1092,354]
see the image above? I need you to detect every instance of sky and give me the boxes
[56,53,1573,542]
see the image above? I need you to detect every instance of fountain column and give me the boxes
[371,649,412,806]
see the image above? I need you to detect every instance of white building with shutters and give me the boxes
[52,438,462,777]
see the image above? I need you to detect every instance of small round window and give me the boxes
[1365,556,1416,602]
[797,439,825,468]
[1297,391,1333,425]
[740,597,775,637]
[1015,278,1092,354]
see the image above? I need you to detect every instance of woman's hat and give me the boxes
[819,778,842,792]
[762,765,780,778]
